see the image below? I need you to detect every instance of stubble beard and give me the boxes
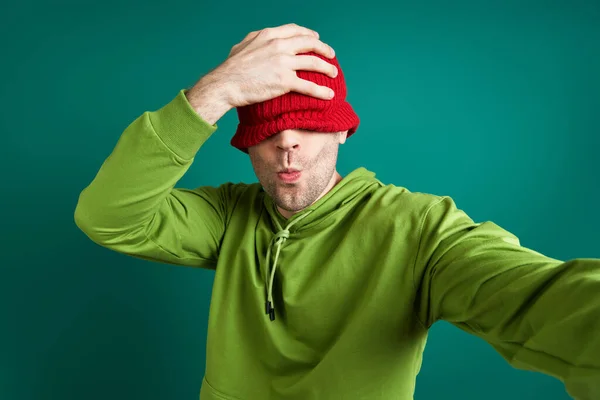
[269,170,332,213]
[261,143,339,214]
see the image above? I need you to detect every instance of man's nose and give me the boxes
[274,130,301,151]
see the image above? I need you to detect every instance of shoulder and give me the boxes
[366,182,450,220]
[183,181,264,219]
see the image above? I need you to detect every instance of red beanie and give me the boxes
[230,51,360,153]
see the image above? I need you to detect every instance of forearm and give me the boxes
[470,258,600,398]
[414,196,600,399]
[74,89,217,243]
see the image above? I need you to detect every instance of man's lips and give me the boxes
[277,169,302,183]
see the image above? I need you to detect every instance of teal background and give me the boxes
[1,0,598,399]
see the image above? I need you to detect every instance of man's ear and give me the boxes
[338,130,348,145]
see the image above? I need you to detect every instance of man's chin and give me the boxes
[273,196,307,214]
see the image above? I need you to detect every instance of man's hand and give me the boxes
[186,23,338,125]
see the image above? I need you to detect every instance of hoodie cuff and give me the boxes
[148,89,218,160]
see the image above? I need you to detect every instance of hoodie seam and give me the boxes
[143,228,217,265]
[203,376,242,400]
[411,196,447,329]
[146,110,197,163]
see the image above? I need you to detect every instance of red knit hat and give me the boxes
[230,51,360,153]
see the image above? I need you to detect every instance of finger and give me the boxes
[242,30,260,42]
[231,27,266,55]
[291,54,338,78]
[229,38,253,57]
[258,23,319,41]
[290,77,335,100]
[289,35,335,59]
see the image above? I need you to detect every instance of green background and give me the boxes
[2,0,598,399]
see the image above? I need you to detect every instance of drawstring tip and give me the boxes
[265,301,276,321]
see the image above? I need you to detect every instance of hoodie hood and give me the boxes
[260,167,382,321]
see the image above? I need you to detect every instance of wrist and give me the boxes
[185,75,233,125]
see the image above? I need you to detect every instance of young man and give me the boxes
[74,23,599,400]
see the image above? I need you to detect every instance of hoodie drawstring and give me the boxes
[265,210,313,322]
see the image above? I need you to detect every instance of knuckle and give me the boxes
[258,28,272,39]
[242,31,258,43]
[317,84,328,97]
[318,39,333,53]
[276,71,288,86]
[317,39,330,53]
[307,35,319,46]
[282,22,298,30]
[270,38,286,52]
[274,53,289,66]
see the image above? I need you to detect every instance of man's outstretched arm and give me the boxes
[412,196,599,400]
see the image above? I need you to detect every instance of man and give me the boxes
[74,23,599,400]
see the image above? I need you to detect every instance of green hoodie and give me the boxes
[75,89,600,400]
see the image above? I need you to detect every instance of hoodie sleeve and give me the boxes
[74,89,243,270]
[412,196,600,400]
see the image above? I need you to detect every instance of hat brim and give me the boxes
[230,101,360,154]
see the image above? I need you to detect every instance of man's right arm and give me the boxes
[74,85,236,269]
[74,23,339,268]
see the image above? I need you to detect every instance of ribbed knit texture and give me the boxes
[230,52,360,153]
